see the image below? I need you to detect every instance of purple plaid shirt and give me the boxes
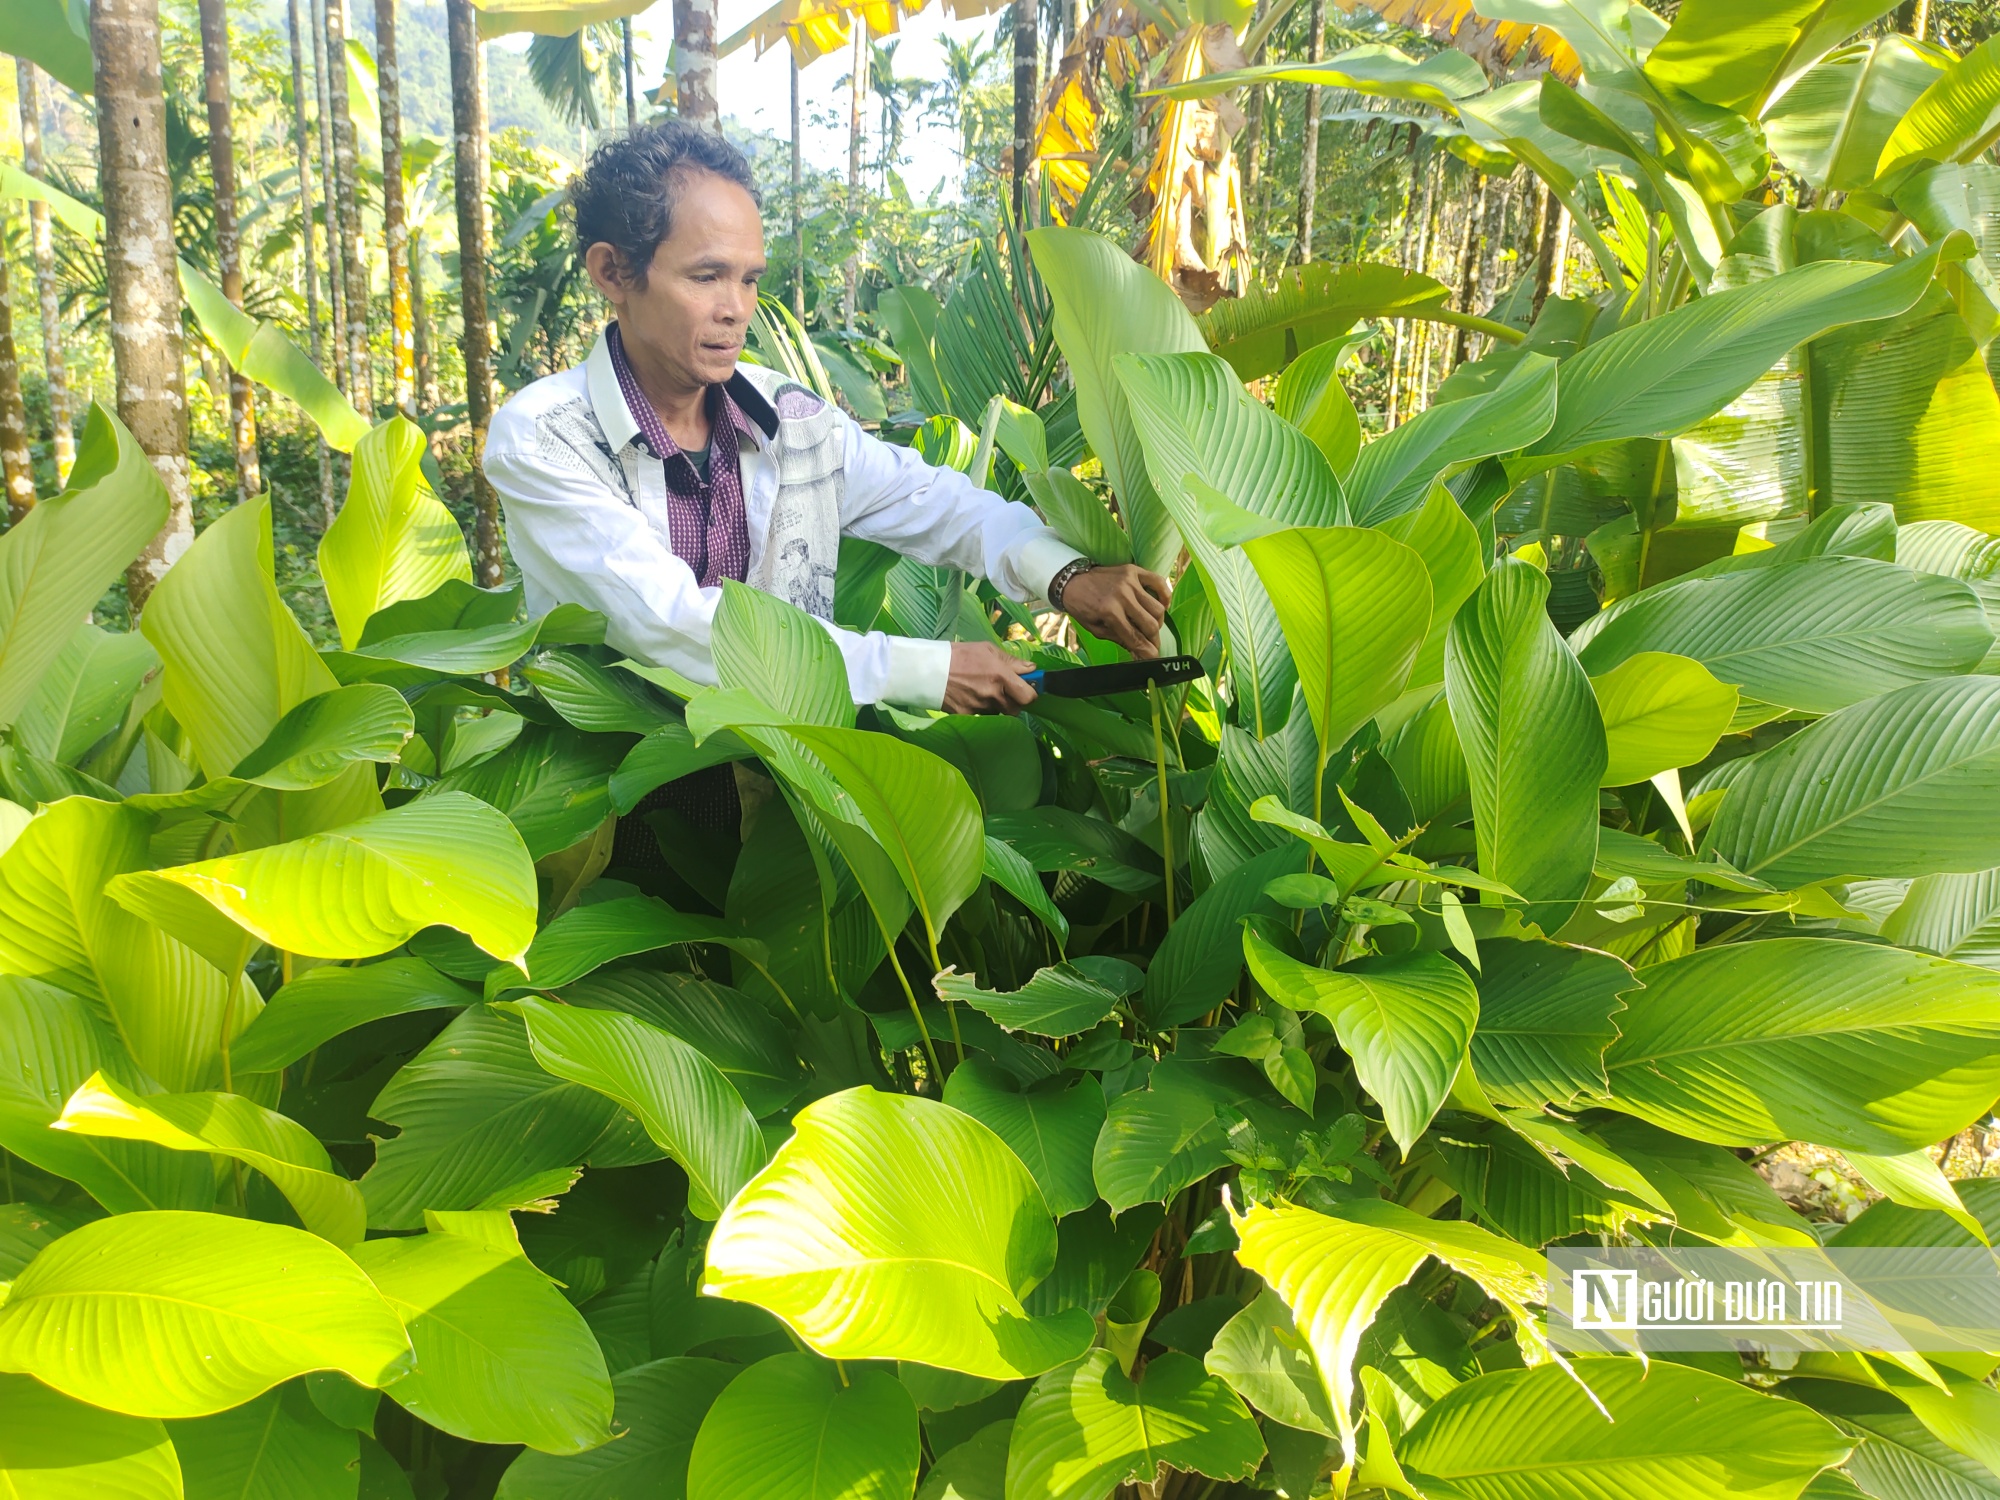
[606,321,755,588]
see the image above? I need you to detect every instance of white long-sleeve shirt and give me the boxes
[483,332,1083,709]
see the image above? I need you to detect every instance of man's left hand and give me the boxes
[1060,564,1172,657]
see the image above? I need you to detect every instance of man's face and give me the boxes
[592,170,766,390]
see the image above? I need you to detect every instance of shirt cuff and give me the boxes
[881,636,953,710]
[1005,530,1090,606]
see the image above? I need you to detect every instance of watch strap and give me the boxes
[1047,558,1096,612]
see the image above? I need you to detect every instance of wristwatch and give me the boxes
[1047,558,1096,613]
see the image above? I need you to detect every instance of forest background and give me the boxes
[24,0,1994,645]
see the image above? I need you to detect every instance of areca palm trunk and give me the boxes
[1388,148,1434,428]
[1532,185,1568,317]
[325,0,372,411]
[376,0,416,416]
[15,61,72,484]
[844,23,865,331]
[92,0,194,609]
[1010,0,1036,220]
[285,0,335,519]
[791,55,805,321]
[311,0,348,395]
[199,0,262,501]
[1451,176,1485,366]
[622,15,637,131]
[447,0,502,586]
[1475,170,1514,330]
[1293,0,1325,264]
[673,0,719,130]
[0,231,34,522]
[412,232,437,409]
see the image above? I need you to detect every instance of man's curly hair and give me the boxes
[568,122,761,284]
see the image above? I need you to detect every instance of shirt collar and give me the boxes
[586,323,781,455]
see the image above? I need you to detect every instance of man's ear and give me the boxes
[583,241,631,303]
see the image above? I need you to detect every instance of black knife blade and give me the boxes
[1025,655,1207,698]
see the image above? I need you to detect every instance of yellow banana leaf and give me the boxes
[719,0,1002,68]
[1332,0,1579,82]
[470,0,655,41]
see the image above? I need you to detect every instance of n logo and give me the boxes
[1573,1268,1640,1329]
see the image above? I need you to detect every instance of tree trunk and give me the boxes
[791,54,806,321]
[285,0,334,521]
[672,0,719,131]
[447,0,501,586]
[621,17,637,131]
[1387,147,1433,429]
[1243,85,1265,233]
[1475,170,1514,328]
[376,0,416,417]
[0,237,35,523]
[412,230,436,409]
[1011,0,1037,222]
[1241,0,1266,269]
[1451,175,1488,366]
[311,0,348,397]
[1293,0,1326,264]
[1412,164,1446,412]
[1252,81,1277,254]
[15,61,72,485]
[326,0,371,411]
[93,0,194,609]
[844,22,865,330]
[198,0,261,501]
[1533,186,1569,317]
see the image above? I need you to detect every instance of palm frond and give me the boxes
[1332,0,1579,81]
[526,25,616,129]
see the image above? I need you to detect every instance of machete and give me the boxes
[1022,655,1207,698]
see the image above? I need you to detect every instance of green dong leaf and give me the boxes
[320,418,474,649]
[0,1372,182,1500]
[498,1357,737,1500]
[53,1072,366,1247]
[508,996,767,1220]
[1244,935,1476,1154]
[1706,676,2000,885]
[1601,937,2000,1154]
[1027,227,1206,575]
[687,1354,919,1500]
[702,1087,1094,1380]
[1444,559,1605,931]
[1004,1350,1265,1500]
[942,1057,1106,1217]
[1399,1358,1850,1500]
[129,792,538,965]
[168,1380,358,1500]
[0,406,168,731]
[1570,557,1993,717]
[0,1211,410,1418]
[353,1217,614,1454]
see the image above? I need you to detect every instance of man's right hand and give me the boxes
[942,642,1040,716]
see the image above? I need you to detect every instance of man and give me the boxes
[484,122,1170,720]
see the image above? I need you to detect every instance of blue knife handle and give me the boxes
[1022,669,1045,692]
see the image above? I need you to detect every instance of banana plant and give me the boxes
[6,30,2000,1490]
